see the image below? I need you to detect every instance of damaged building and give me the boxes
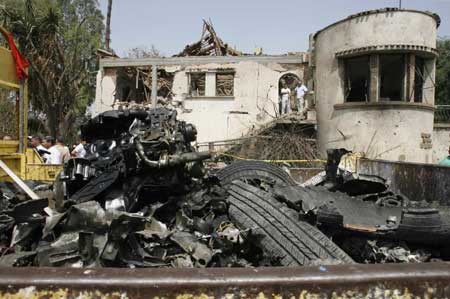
[93,9,449,164]
[3,10,450,288]
[93,20,310,147]
[312,8,442,164]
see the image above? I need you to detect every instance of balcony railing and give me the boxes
[435,105,450,123]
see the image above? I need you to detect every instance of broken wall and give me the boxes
[93,59,306,143]
[175,61,305,143]
[94,68,118,113]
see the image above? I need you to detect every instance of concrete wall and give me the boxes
[94,68,118,113]
[433,124,450,163]
[177,61,304,143]
[358,158,450,205]
[93,60,305,143]
[324,105,435,163]
[313,9,439,163]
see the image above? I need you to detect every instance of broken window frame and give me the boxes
[379,54,406,102]
[340,52,432,104]
[215,70,235,97]
[413,56,425,103]
[188,72,206,97]
[343,55,370,102]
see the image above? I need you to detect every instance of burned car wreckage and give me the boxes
[1,108,450,268]
[58,108,211,212]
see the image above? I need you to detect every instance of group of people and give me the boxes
[280,80,308,115]
[29,135,86,164]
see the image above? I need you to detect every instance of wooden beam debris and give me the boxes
[175,20,243,57]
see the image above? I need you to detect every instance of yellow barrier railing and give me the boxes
[214,152,326,164]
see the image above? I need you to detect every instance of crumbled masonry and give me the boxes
[0,109,449,268]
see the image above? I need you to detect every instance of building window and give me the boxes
[379,54,405,101]
[414,56,425,102]
[216,72,234,96]
[340,53,430,104]
[189,73,205,96]
[344,56,370,102]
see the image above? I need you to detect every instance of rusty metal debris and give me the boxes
[0,263,449,298]
[2,263,450,299]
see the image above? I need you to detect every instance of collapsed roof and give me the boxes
[176,20,243,57]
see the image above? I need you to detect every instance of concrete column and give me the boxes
[407,54,416,102]
[369,54,379,102]
[205,72,216,97]
[423,58,436,105]
[151,65,157,107]
[94,68,117,115]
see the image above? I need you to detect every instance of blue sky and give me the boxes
[99,0,450,57]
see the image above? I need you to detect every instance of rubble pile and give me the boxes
[216,73,234,96]
[0,179,267,268]
[0,108,271,268]
[226,126,319,165]
[115,68,174,106]
[175,20,243,57]
[1,108,449,268]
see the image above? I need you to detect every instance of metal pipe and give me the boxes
[135,139,211,168]
[18,80,25,153]
[0,263,449,298]
[135,139,162,168]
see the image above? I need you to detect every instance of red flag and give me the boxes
[6,32,29,81]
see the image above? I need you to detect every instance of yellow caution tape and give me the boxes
[214,152,326,164]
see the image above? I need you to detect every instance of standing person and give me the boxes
[439,146,450,166]
[30,136,48,157]
[55,136,71,163]
[42,136,62,164]
[71,137,87,158]
[295,80,308,117]
[280,83,291,115]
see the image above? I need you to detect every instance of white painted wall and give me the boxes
[321,106,435,163]
[313,10,438,163]
[176,61,304,143]
[93,68,118,115]
[93,60,305,143]
[433,125,450,163]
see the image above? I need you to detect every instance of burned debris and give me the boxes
[0,108,312,268]
[1,110,449,268]
[176,20,243,57]
[114,68,175,108]
[110,20,244,111]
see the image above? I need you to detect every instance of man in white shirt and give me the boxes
[71,137,87,158]
[295,80,308,117]
[30,136,48,157]
[42,136,62,164]
[280,83,291,115]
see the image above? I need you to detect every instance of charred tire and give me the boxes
[227,181,354,266]
[217,161,296,187]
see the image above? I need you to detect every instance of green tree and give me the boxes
[0,0,104,139]
[436,37,450,105]
[127,45,161,58]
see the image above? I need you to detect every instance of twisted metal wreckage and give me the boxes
[1,107,450,269]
